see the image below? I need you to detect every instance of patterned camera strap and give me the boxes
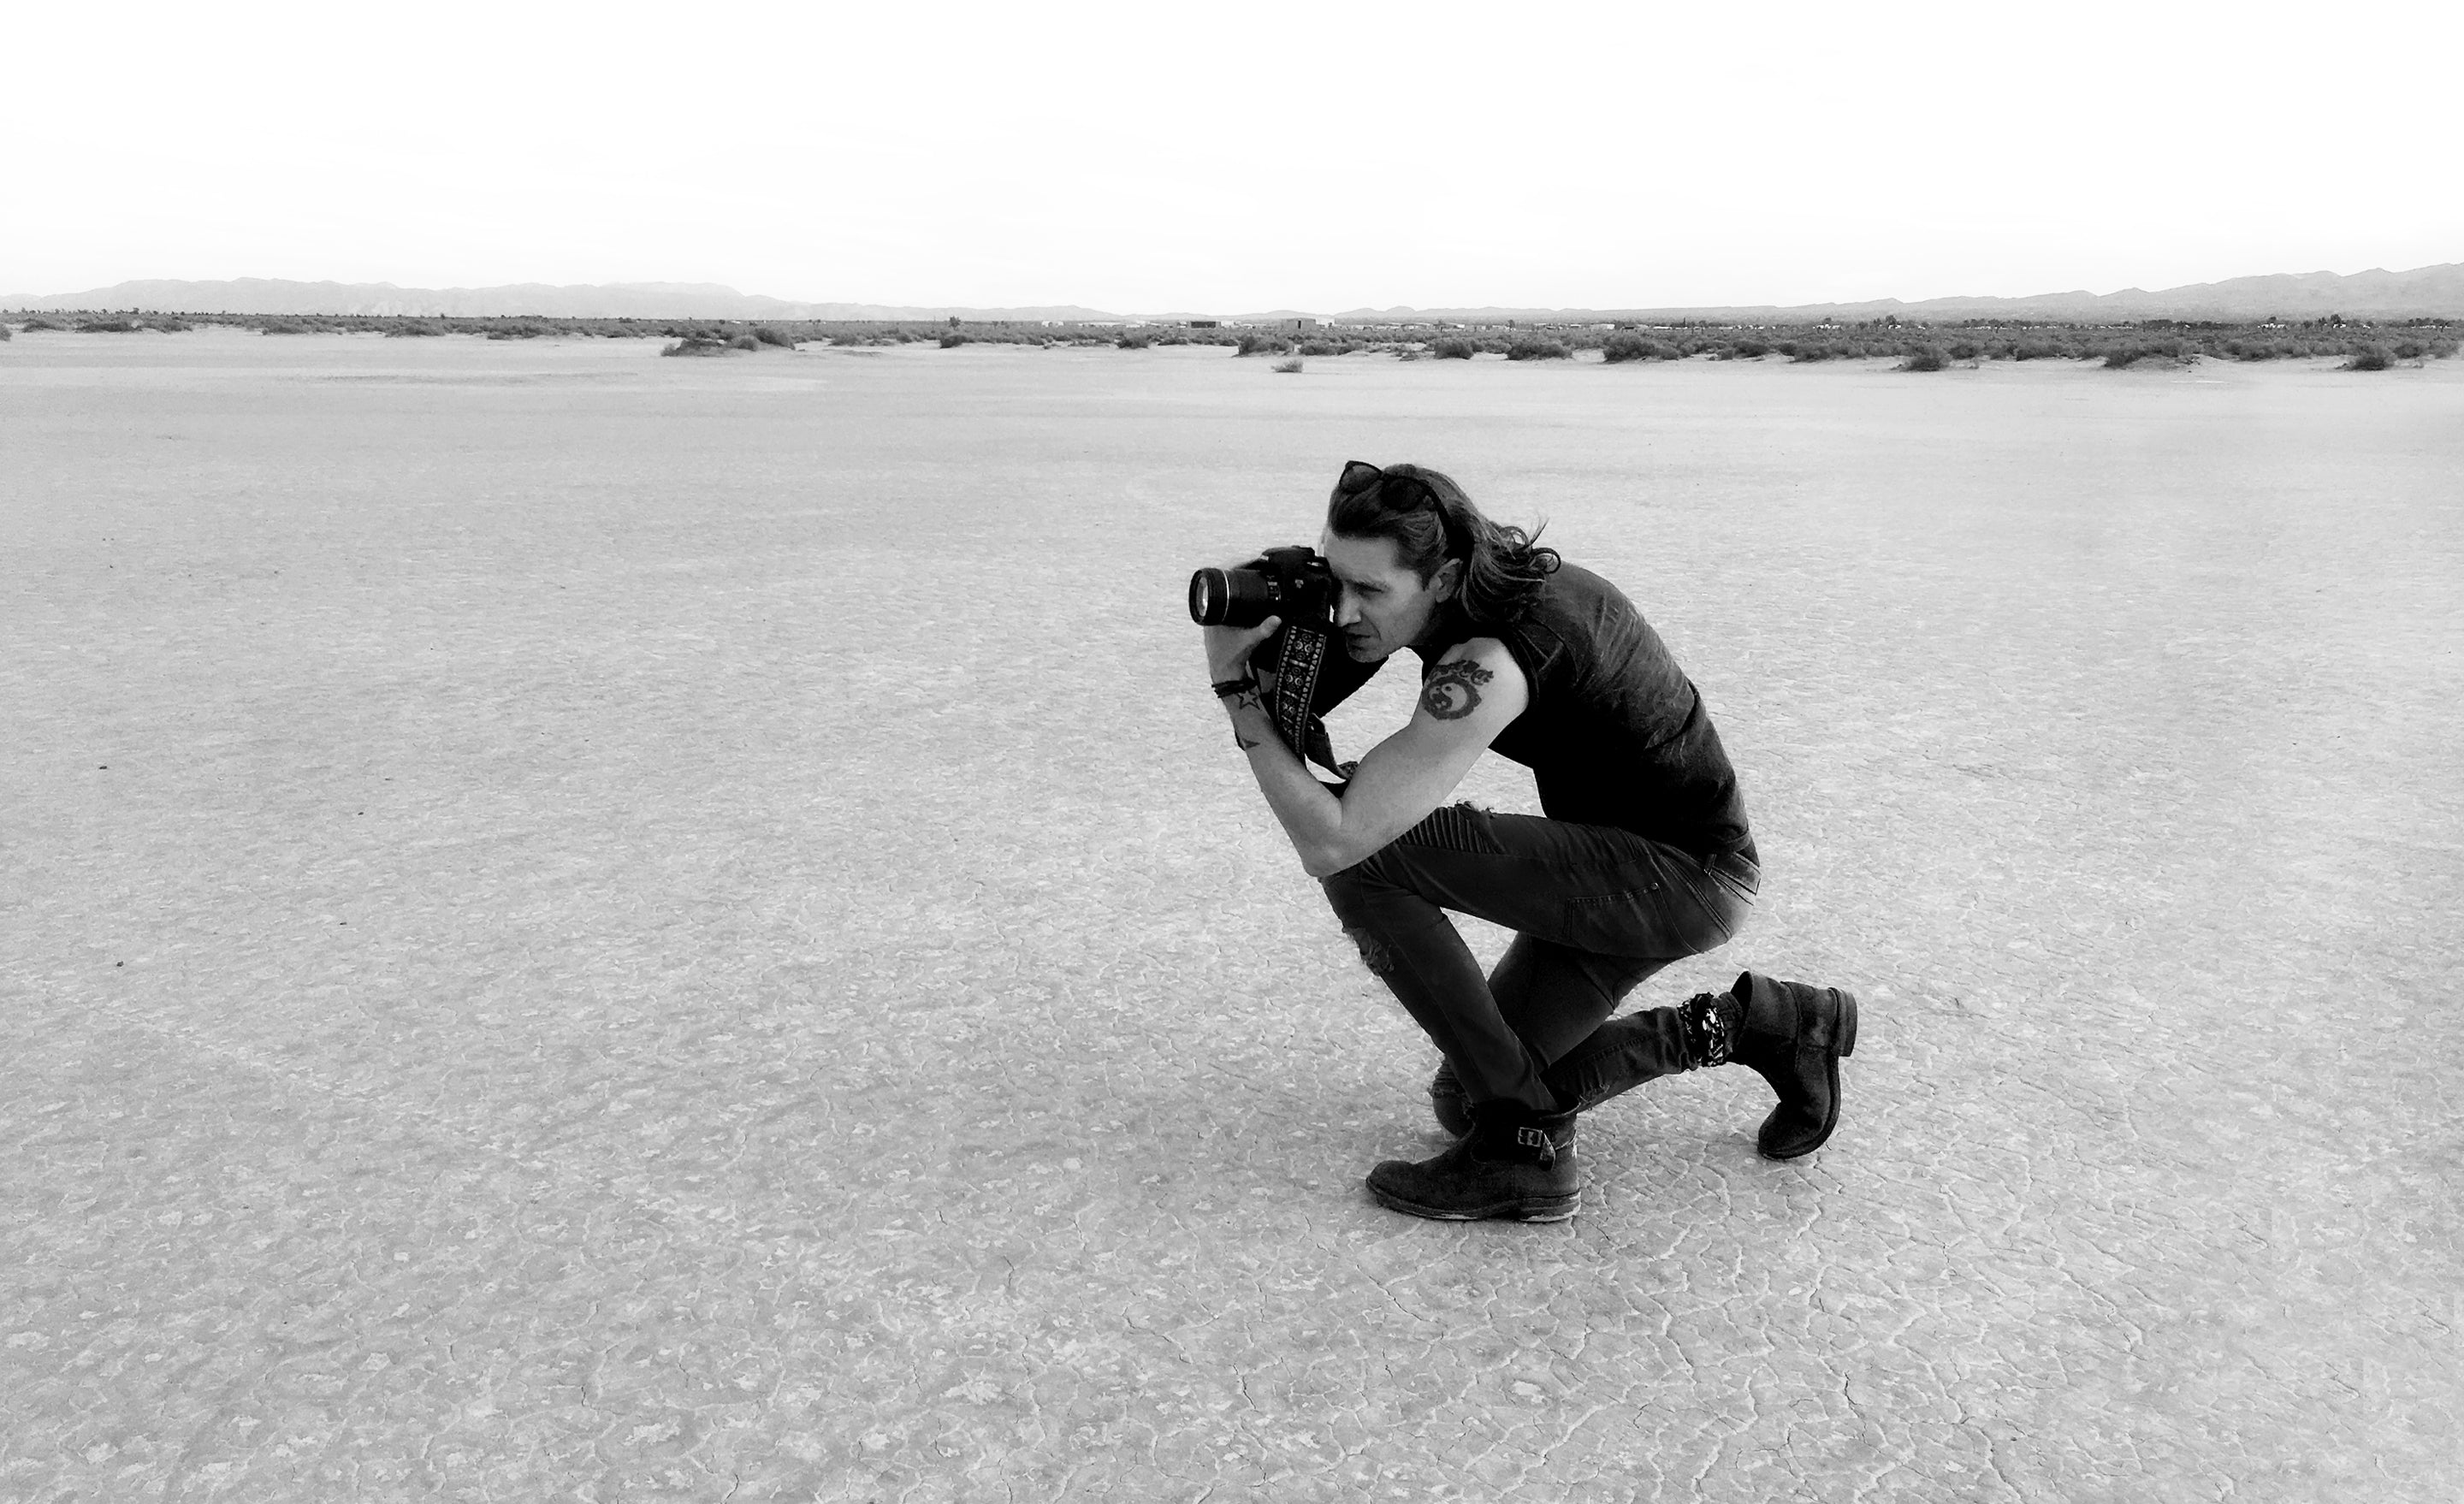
[1270,624,1348,781]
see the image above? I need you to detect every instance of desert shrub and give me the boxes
[1899,345,1949,371]
[385,321,444,338]
[726,332,761,351]
[660,337,730,357]
[2391,339,2426,359]
[2102,338,2194,368]
[1298,340,1341,357]
[0,323,10,340]
[1599,331,1652,363]
[1505,337,1571,361]
[1116,330,1152,349]
[939,332,970,348]
[833,333,876,346]
[1602,331,1680,362]
[1235,331,1291,356]
[23,316,68,331]
[1271,356,1305,373]
[258,318,313,335]
[1786,342,1838,362]
[2011,340,2061,360]
[754,325,797,348]
[1729,337,1772,358]
[1947,340,1981,360]
[2343,345,2393,370]
[78,317,145,333]
[1432,337,1477,359]
[2429,338,2461,359]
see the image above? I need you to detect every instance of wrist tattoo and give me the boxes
[1233,729,1263,751]
[1422,659,1493,720]
[1225,684,1264,714]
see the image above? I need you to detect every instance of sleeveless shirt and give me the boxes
[1421,561,1753,861]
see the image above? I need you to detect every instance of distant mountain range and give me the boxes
[1345,262,2464,324]
[8,263,2462,323]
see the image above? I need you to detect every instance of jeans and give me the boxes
[1320,802,1758,1113]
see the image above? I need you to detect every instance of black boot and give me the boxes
[1367,1100,1580,1223]
[1727,970,1858,1160]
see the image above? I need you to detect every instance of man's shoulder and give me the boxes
[1531,559,1637,616]
[1428,632,1524,674]
[1502,560,1636,654]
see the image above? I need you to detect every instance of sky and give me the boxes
[5,0,2458,312]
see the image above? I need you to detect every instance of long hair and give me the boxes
[1324,462,1560,629]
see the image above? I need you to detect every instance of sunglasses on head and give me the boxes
[1336,460,1437,511]
[1336,460,1460,560]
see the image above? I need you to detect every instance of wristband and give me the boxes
[1211,676,1259,700]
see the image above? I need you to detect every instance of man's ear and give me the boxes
[1433,557,1466,602]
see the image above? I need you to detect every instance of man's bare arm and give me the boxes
[1217,639,1524,879]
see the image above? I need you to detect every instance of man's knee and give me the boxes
[1342,923,1405,980]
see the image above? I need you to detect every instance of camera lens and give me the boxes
[1189,568,1231,625]
[1190,564,1282,627]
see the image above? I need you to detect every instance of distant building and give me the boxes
[1188,319,1219,329]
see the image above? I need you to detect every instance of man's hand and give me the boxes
[1203,615,1282,685]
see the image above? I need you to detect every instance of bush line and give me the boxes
[5,311,2455,368]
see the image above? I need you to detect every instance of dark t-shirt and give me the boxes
[1415,562,1753,861]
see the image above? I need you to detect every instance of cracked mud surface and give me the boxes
[4,331,2459,1501]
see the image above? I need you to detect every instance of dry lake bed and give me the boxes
[4,328,2460,1501]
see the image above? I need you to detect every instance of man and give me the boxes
[1202,460,1857,1223]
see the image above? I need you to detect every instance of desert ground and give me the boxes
[3,328,2458,1502]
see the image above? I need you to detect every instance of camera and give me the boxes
[1188,546,1336,631]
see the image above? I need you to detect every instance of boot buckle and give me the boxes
[1514,1125,1560,1167]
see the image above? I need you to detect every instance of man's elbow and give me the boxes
[1300,838,1373,881]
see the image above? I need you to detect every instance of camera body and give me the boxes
[1188,546,1337,633]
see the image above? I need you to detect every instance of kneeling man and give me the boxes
[1202,461,1858,1223]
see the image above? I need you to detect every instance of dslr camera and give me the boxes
[1188,545,1371,785]
[1187,546,1336,633]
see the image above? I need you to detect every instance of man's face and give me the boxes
[1319,530,1460,661]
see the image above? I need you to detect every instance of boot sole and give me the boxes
[1369,1185,1579,1223]
[1757,989,1857,1162]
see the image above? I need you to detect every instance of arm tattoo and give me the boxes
[1225,683,1267,750]
[1421,659,1493,721]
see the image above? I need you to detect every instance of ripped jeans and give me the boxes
[1321,802,1759,1113]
